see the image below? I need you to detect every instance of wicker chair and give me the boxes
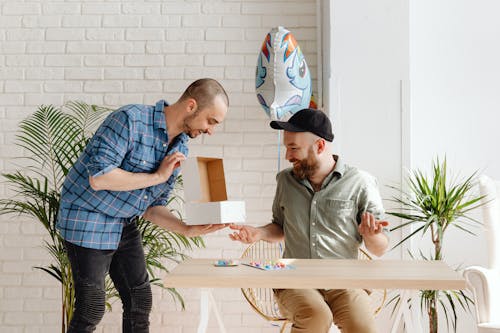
[240,240,387,333]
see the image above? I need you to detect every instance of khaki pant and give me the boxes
[274,289,377,333]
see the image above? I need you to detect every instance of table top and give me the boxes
[163,259,466,290]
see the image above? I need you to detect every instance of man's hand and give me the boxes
[182,224,229,237]
[229,224,261,244]
[144,206,229,237]
[358,212,389,257]
[358,212,389,237]
[155,152,186,182]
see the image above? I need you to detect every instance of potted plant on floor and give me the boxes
[387,157,484,333]
[0,102,204,332]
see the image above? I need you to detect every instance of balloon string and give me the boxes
[277,130,281,172]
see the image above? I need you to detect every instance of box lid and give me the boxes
[182,157,228,203]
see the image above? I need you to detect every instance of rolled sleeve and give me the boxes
[86,110,130,177]
[356,173,384,219]
[89,164,117,178]
[357,175,389,236]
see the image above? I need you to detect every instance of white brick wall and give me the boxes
[0,0,317,332]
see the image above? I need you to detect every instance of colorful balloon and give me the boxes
[255,26,313,121]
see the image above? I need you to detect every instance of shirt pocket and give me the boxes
[123,149,157,172]
[326,199,355,219]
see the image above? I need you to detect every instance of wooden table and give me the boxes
[164,259,466,333]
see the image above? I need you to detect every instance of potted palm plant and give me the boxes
[387,157,484,333]
[0,102,204,332]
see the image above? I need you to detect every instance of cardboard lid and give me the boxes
[182,157,228,203]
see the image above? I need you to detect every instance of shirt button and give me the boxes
[312,243,316,247]
[163,143,167,147]
[143,195,148,200]
[312,223,316,226]
[142,160,146,164]
[312,200,316,205]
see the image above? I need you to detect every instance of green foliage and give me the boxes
[0,102,203,331]
[387,157,484,332]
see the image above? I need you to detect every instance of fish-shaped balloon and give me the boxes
[255,26,313,121]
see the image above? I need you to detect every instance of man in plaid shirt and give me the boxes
[57,78,229,332]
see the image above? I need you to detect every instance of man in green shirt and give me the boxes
[229,108,389,333]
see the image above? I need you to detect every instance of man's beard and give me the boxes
[291,150,319,180]
[183,110,201,138]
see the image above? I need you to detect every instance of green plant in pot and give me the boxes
[387,158,484,333]
[0,102,203,332]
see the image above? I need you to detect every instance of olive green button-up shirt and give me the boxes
[272,155,385,259]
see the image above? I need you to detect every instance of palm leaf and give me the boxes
[35,266,63,283]
[64,101,111,141]
[16,105,81,189]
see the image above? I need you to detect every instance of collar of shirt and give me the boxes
[154,100,168,131]
[332,154,346,176]
[154,99,189,148]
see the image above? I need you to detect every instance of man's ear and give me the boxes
[186,98,197,113]
[315,138,326,154]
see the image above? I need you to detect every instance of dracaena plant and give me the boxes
[387,157,485,333]
[0,102,203,332]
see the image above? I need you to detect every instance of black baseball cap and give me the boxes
[269,108,334,142]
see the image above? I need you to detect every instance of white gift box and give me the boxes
[182,157,246,225]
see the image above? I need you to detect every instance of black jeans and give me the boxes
[65,221,152,333]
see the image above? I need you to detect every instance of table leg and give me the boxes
[197,288,227,333]
[209,290,227,333]
[197,289,210,333]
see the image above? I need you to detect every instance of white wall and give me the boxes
[328,0,408,222]
[0,1,317,332]
[411,0,500,182]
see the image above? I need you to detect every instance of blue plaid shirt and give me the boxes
[57,100,189,250]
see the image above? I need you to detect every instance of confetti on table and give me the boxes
[213,259,240,267]
[243,260,295,271]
